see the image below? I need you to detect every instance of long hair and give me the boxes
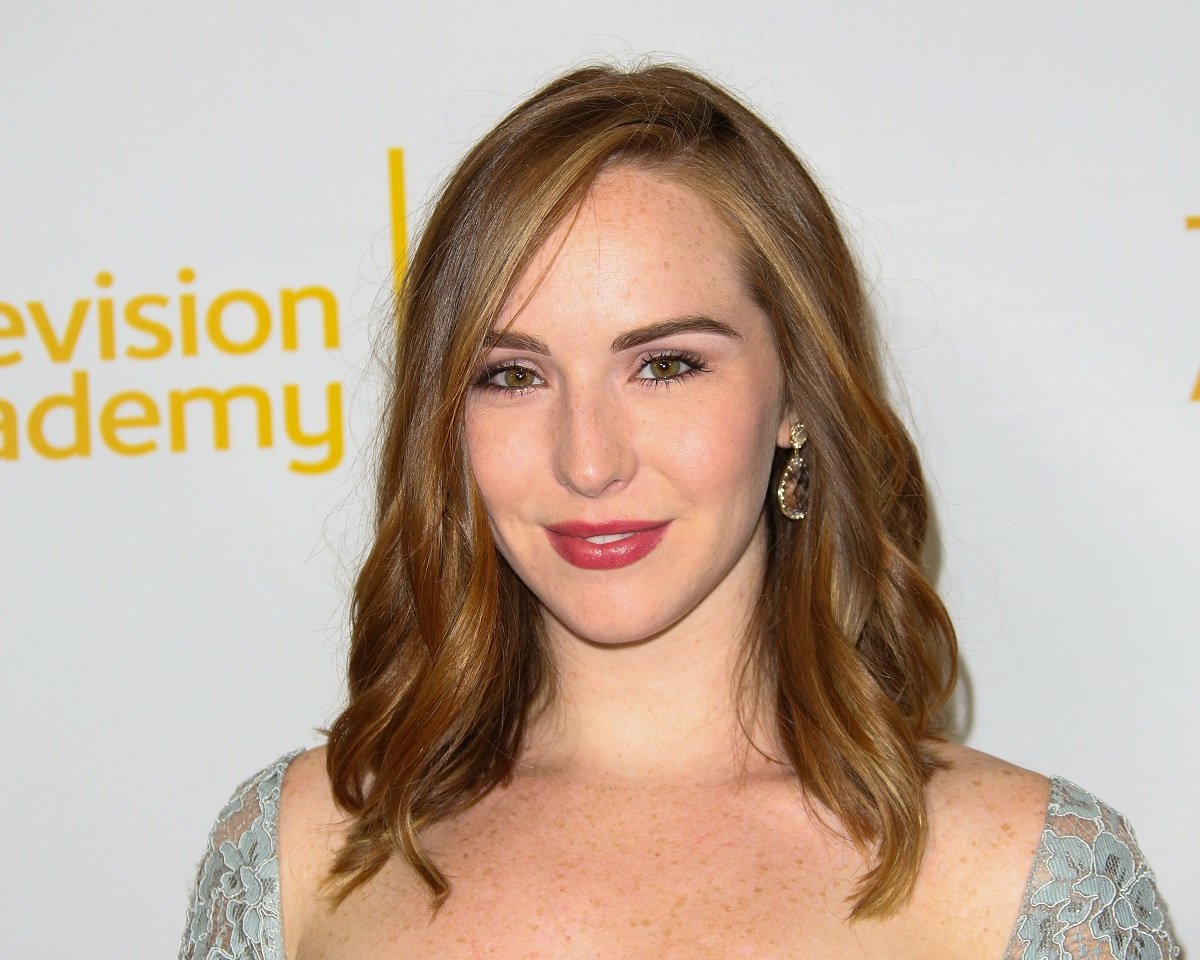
[324,62,957,918]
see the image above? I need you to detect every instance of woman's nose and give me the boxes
[552,387,635,498]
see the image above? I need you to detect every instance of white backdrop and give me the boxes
[2,2,1195,955]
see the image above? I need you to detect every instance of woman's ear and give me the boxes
[777,411,799,448]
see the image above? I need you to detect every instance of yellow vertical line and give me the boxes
[1183,218,1200,400]
[389,148,407,304]
[1187,219,1200,399]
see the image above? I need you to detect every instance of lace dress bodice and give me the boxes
[180,752,299,960]
[179,752,1180,960]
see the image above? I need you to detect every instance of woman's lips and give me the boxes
[544,519,671,570]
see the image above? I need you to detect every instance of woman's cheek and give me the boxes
[666,400,776,506]
[467,408,548,528]
[465,412,517,514]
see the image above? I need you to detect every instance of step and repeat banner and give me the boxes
[2,2,1196,954]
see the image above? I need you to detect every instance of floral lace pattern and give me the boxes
[1004,778,1180,960]
[180,751,301,960]
[180,758,1180,960]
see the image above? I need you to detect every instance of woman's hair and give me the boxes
[325,62,957,918]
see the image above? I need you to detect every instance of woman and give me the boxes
[181,64,1180,959]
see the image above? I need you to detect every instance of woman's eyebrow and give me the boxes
[610,315,742,352]
[483,315,741,356]
[484,330,551,355]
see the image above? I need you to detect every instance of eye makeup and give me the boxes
[470,346,714,397]
[634,349,710,389]
[472,360,545,396]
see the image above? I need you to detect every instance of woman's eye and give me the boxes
[636,354,697,381]
[483,365,543,391]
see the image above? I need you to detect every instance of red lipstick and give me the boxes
[544,519,670,570]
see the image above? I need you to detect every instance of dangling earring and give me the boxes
[776,423,810,521]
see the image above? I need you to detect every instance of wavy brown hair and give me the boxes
[325,62,957,918]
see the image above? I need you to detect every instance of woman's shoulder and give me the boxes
[923,740,1053,870]
[913,742,1179,960]
[987,768,1180,958]
[924,740,1052,840]
[180,746,348,960]
[180,749,308,960]
[906,742,1052,950]
[277,744,342,832]
[275,746,352,956]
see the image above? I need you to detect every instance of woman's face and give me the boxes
[465,165,793,647]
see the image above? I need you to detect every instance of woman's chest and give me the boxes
[295,785,978,960]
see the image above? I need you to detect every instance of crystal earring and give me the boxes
[776,423,810,521]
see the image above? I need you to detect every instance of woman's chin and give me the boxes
[539,598,687,649]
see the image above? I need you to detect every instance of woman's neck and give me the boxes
[521,601,781,786]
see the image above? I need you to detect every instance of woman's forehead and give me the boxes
[493,166,753,339]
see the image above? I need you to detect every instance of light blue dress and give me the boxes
[179,752,1181,960]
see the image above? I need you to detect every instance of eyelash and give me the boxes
[636,350,709,390]
[471,350,711,396]
[472,361,543,396]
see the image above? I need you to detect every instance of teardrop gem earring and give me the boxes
[776,423,810,521]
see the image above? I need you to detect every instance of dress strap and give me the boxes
[1001,776,1179,960]
[179,750,304,960]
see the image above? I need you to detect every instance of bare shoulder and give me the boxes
[277,746,348,958]
[923,739,1050,867]
[279,745,342,825]
[924,740,1050,823]
[910,741,1052,953]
